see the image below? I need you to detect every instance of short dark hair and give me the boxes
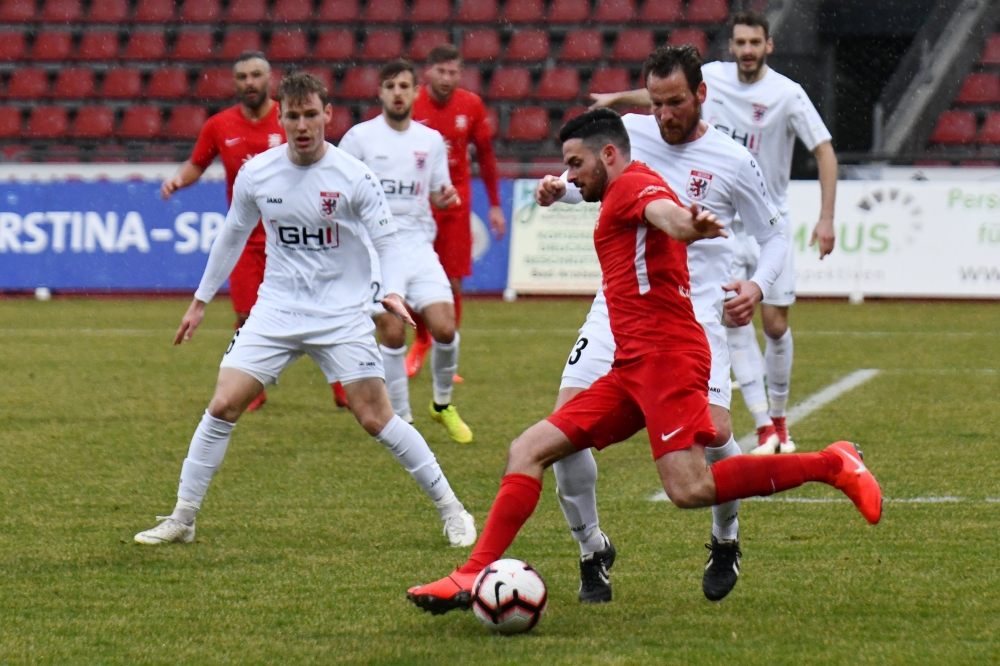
[379,59,417,85]
[233,51,269,67]
[557,108,630,157]
[427,44,461,65]
[642,45,703,94]
[278,71,328,107]
[731,10,770,40]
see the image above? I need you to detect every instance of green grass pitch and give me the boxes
[1,297,998,665]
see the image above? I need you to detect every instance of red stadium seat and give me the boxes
[133,0,175,22]
[90,144,128,163]
[640,0,682,22]
[195,67,236,99]
[0,107,23,137]
[502,0,543,23]
[668,28,708,56]
[408,29,451,61]
[685,0,729,23]
[978,112,1000,144]
[928,110,977,144]
[326,105,354,141]
[980,34,1000,65]
[485,105,499,137]
[461,28,501,62]
[339,66,380,99]
[314,29,355,60]
[506,30,550,62]
[505,107,549,140]
[118,105,161,139]
[610,28,654,62]
[547,0,589,23]
[487,67,532,100]
[268,66,283,97]
[84,0,128,22]
[561,105,588,124]
[361,104,380,121]
[180,0,221,22]
[43,0,82,21]
[318,0,359,21]
[101,67,142,98]
[220,29,262,60]
[172,29,215,61]
[7,68,49,98]
[77,30,120,61]
[955,73,1000,105]
[123,30,167,61]
[536,67,579,100]
[273,0,312,22]
[162,104,208,139]
[26,106,69,139]
[31,31,74,62]
[361,30,404,61]
[459,67,482,95]
[224,0,268,23]
[268,29,309,61]
[0,31,27,62]
[71,105,114,138]
[588,67,632,94]
[559,29,604,62]
[43,144,82,163]
[594,0,636,22]
[411,0,451,23]
[363,0,404,22]
[300,66,334,95]
[456,0,498,23]
[147,67,190,99]
[52,67,96,98]
[0,0,36,21]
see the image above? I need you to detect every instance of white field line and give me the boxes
[649,491,1000,504]
[2,327,1000,336]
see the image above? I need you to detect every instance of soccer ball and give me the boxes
[471,559,548,634]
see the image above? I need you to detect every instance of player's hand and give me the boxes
[174,298,206,345]
[160,175,183,201]
[721,280,763,327]
[534,175,566,207]
[588,92,619,109]
[810,217,835,259]
[430,184,461,210]
[381,293,416,328]
[488,205,507,240]
[689,203,727,241]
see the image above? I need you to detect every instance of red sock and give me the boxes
[453,292,462,329]
[458,474,542,575]
[711,451,842,505]
[413,312,431,347]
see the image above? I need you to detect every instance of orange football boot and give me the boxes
[407,570,478,615]
[245,390,266,412]
[750,423,779,456]
[825,441,882,524]
[405,335,432,378]
[332,382,349,409]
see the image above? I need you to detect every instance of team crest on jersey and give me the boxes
[319,191,340,219]
[687,170,713,201]
[268,133,282,147]
[455,115,468,130]
[752,104,768,124]
[414,151,428,171]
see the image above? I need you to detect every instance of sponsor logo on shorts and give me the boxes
[266,197,282,204]
[359,361,377,367]
[709,386,722,394]
[661,427,683,442]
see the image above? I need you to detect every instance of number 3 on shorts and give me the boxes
[225,329,240,355]
[567,337,588,365]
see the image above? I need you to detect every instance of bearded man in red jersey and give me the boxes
[407,44,506,380]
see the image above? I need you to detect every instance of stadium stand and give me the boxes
[52,68,97,99]
[84,0,130,22]
[72,105,116,139]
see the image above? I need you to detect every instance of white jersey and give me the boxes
[194,143,396,317]
[338,115,451,244]
[702,61,832,217]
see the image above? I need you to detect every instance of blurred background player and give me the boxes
[340,60,473,443]
[407,44,507,381]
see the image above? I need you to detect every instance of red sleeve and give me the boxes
[189,116,218,170]
[469,96,501,207]
[616,173,680,226]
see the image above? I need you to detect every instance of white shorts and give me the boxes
[365,240,454,318]
[220,304,384,387]
[731,222,796,307]
[559,293,731,409]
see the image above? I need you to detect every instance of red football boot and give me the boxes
[750,423,779,456]
[772,416,796,453]
[407,570,478,615]
[405,334,432,378]
[825,441,882,524]
[332,382,349,409]
[245,390,267,412]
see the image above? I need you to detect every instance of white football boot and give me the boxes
[134,516,195,545]
[443,510,476,547]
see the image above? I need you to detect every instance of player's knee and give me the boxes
[664,479,708,509]
[356,409,388,436]
[507,433,545,470]
[431,322,455,344]
[207,395,242,423]
[710,421,733,446]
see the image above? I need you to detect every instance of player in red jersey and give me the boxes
[407,44,506,379]
[406,109,882,615]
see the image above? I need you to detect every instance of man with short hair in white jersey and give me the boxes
[339,59,472,443]
[134,72,476,548]
[536,46,787,604]
[592,11,838,455]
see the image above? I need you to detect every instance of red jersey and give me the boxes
[596,162,707,360]
[412,86,500,207]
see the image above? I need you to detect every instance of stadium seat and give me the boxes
[411,0,451,23]
[459,67,482,95]
[561,105,588,124]
[90,144,128,162]
[928,110,977,144]
[0,31,27,62]
[42,0,82,22]
[71,105,115,138]
[224,0,268,23]
[314,29,356,60]
[685,0,729,23]
[594,0,636,22]
[955,73,1000,105]
[408,29,451,61]
[485,105,499,137]
[172,29,215,61]
[977,112,1000,144]
[361,30,404,61]
[363,0,404,22]
[588,67,632,94]
[461,29,501,62]
[220,30,263,60]
[505,107,550,140]
[559,29,604,62]
[268,29,309,61]
[138,144,180,163]
[43,144,82,163]
[180,0,221,22]
[547,0,589,23]
[0,0,36,21]
[118,105,161,139]
[84,0,129,22]
[980,34,1000,65]
[300,66,334,95]
[640,0,683,22]
[487,67,532,100]
[195,67,236,99]
[268,66,283,97]
[339,66,380,99]
[0,107,22,138]
[456,0,498,23]
[123,30,167,61]
[506,30,550,62]
[101,67,142,98]
[358,105,379,122]
[668,28,708,56]
[272,0,312,22]
[146,67,190,99]
[31,31,74,62]
[133,0,175,22]
[326,106,354,141]
[503,0,543,23]
[26,106,69,139]
[77,30,120,61]
[496,158,523,178]
[610,28,655,62]
[52,67,96,98]
[318,0,360,21]
[162,104,207,139]
[536,67,580,101]
[7,68,49,98]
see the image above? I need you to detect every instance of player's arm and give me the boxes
[811,140,837,259]
[164,119,216,200]
[161,160,206,200]
[589,88,650,110]
[427,132,461,210]
[643,199,726,243]
[535,171,583,206]
[470,100,506,239]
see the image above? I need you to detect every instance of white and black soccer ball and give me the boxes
[471,559,547,635]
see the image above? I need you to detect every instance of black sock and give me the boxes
[433,402,449,412]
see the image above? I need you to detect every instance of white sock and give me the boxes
[431,332,459,406]
[727,323,772,429]
[579,529,607,556]
[553,448,601,554]
[765,328,793,417]
[380,344,411,419]
[706,436,741,541]
[375,415,461,514]
[174,410,235,523]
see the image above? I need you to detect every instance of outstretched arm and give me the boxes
[161,160,206,200]
[589,88,650,109]
[643,200,726,243]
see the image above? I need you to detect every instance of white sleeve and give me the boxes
[337,127,363,160]
[429,132,452,192]
[193,167,260,303]
[731,153,787,295]
[370,233,406,298]
[556,170,584,204]
[351,167,397,241]
[788,85,832,151]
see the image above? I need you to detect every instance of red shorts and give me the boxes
[228,223,266,314]
[432,205,472,279]
[547,350,716,460]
